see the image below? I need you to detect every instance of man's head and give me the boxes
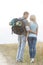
[23,11,29,19]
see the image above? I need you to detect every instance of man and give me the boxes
[16,11,29,62]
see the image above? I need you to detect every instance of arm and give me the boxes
[36,27,38,35]
[29,26,38,35]
[29,30,36,34]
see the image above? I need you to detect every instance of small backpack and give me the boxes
[9,18,26,35]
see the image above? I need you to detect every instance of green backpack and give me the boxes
[9,18,26,35]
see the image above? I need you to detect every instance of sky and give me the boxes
[0,0,43,44]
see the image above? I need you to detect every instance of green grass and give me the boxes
[0,43,43,65]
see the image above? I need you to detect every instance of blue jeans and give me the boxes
[16,35,26,61]
[28,37,37,58]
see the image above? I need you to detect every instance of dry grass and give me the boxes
[0,42,43,65]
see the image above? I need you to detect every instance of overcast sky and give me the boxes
[0,0,43,44]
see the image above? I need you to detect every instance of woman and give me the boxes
[28,15,38,63]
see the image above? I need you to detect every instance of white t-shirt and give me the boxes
[25,26,30,31]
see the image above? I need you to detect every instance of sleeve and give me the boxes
[25,26,30,31]
[25,21,30,31]
[36,23,38,29]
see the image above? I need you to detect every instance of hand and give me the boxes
[29,30,37,35]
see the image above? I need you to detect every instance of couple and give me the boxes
[16,11,38,63]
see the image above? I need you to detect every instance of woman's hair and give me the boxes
[30,15,36,22]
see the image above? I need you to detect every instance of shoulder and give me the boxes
[18,17,22,20]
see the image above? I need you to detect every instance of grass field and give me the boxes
[0,42,43,65]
